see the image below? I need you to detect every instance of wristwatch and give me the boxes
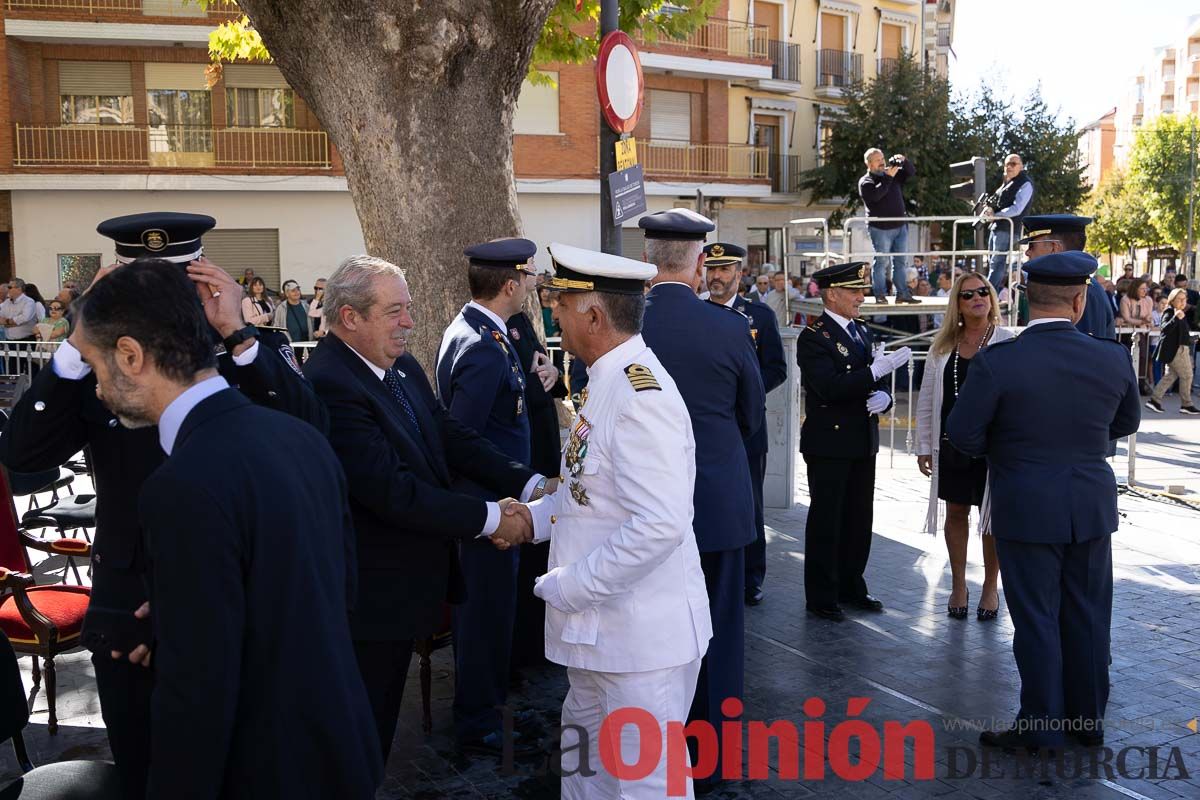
[529,476,549,501]
[222,325,259,352]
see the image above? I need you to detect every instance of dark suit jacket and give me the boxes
[796,312,892,459]
[139,389,380,800]
[730,294,787,457]
[945,321,1141,543]
[642,283,766,552]
[0,330,327,613]
[1077,277,1117,340]
[303,333,535,640]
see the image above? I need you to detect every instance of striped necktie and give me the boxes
[383,368,421,434]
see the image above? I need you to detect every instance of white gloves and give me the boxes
[870,346,913,381]
[534,568,570,612]
[865,390,890,415]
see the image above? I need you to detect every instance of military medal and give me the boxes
[750,328,758,341]
[579,387,589,408]
[836,342,849,357]
[490,329,510,356]
[564,415,591,477]
[569,480,590,507]
[516,394,524,416]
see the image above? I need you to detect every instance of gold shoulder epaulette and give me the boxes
[624,363,661,392]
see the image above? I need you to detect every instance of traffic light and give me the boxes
[949,157,987,204]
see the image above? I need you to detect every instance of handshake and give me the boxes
[491,499,533,550]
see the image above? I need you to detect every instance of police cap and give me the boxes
[811,261,871,290]
[703,242,747,267]
[638,209,715,241]
[97,212,216,264]
[1018,214,1092,245]
[1023,250,1097,286]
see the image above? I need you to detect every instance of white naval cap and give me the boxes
[545,242,657,295]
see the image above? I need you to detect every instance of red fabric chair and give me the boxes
[0,467,91,734]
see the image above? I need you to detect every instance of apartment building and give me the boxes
[1077,108,1116,192]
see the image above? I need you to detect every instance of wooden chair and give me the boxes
[413,605,453,734]
[0,469,91,735]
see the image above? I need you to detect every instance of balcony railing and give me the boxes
[877,58,902,79]
[638,17,768,60]
[4,0,241,17]
[640,140,769,181]
[936,24,951,48]
[767,153,802,194]
[768,41,800,82]
[816,49,862,88]
[14,125,331,169]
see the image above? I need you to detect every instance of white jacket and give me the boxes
[528,334,712,673]
[914,326,1015,535]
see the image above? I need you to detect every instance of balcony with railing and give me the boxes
[936,24,951,48]
[815,49,862,98]
[637,18,772,80]
[4,0,241,18]
[767,40,801,83]
[877,58,902,79]
[767,153,802,194]
[640,140,769,182]
[13,124,331,169]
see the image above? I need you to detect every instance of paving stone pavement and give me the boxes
[2,406,1198,799]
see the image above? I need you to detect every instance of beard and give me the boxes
[99,368,155,430]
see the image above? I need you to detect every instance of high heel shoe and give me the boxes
[977,590,1000,621]
[947,591,969,620]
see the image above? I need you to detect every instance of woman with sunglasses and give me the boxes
[34,299,70,342]
[916,272,1014,621]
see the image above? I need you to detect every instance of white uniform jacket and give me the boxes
[529,334,713,673]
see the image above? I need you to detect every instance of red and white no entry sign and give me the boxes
[596,31,644,134]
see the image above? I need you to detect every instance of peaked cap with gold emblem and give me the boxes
[811,260,871,290]
[97,212,216,264]
[702,241,747,267]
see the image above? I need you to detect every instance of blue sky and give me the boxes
[949,0,1199,127]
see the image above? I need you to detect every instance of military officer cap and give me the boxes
[638,208,715,241]
[811,261,871,290]
[97,212,216,264]
[702,242,747,267]
[546,242,656,295]
[464,237,538,271]
[1018,214,1092,245]
[1023,250,1098,286]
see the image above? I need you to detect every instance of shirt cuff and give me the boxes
[519,473,546,503]
[479,502,500,537]
[230,339,260,367]
[51,341,91,380]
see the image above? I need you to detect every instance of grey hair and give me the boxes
[8,277,25,289]
[644,238,702,276]
[573,291,644,335]
[325,255,405,328]
[864,147,883,164]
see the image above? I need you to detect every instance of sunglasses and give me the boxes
[958,287,990,300]
[313,286,325,291]
[49,305,64,311]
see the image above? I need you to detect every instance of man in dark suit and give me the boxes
[796,262,911,621]
[638,209,765,786]
[947,251,1141,752]
[0,213,327,799]
[65,259,380,799]
[435,238,540,751]
[303,255,550,762]
[1020,214,1116,340]
[702,242,787,606]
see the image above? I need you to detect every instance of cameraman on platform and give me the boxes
[859,148,918,304]
[983,154,1034,290]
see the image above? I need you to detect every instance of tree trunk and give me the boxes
[237,0,557,371]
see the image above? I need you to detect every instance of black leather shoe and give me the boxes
[1070,730,1104,748]
[745,586,764,606]
[806,605,845,622]
[842,594,884,611]
[979,728,1041,755]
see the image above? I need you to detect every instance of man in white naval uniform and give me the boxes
[496,242,712,799]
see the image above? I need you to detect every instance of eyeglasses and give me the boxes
[958,287,990,300]
[49,305,64,311]
[313,286,325,291]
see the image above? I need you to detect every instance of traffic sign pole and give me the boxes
[599,0,620,255]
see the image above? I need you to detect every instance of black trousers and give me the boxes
[512,540,550,670]
[994,535,1113,746]
[688,548,744,783]
[352,638,415,763]
[802,454,876,608]
[743,451,768,592]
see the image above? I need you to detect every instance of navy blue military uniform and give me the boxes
[0,213,327,799]
[1020,214,1116,340]
[140,387,380,799]
[796,262,893,618]
[435,238,536,744]
[639,210,766,784]
[703,242,787,604]
[946,251,1141,749]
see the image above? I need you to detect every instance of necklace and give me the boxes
[952,323,993,397]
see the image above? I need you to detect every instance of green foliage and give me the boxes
[1127,114,1200,250]
[1082,169,1160,257]
[800,64,1088,227]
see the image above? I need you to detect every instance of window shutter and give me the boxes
[59,62,132,95]
[513,72,560,135]
[202,229,281,290]
[649,90,691,142]
[145,64,208,91]
[621,227,645,260]
[223,65,290,89]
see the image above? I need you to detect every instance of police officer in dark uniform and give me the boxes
[947,251,1141,752]
[702,242,787,606]
[0,212,327,798]
[435,237,543,754]
[639,209,765,788]
[797,261,912,621]
[1019,214,1116,340]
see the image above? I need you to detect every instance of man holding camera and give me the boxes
[859,149,918,304]
[984,154,1035,291]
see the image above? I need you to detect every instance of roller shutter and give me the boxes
[202,229,280,290]
[58,62,133,95]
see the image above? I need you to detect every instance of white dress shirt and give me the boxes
[51,337,260,381]
[158,375,230,455]
[0,294,38,340]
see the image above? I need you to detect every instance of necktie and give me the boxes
[383,369,421,434]
[847,323,865,353]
